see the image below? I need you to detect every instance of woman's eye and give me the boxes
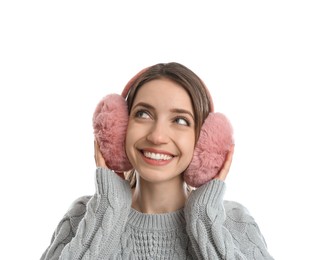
[175,117,189,126]
[135,110,150,119]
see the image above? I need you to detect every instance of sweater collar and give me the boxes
[128,207,186,231]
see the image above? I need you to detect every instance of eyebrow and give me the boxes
[170,108,194,120]
[133,102,194,120]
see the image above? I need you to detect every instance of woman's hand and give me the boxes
[214,145,234,181]
[94,139,125,179]
[94,139,108,168]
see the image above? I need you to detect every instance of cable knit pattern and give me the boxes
[58,168,132,259]
[41,169,274,260]
[40,196,91,260]
[184,180,273,259]
[122,208,191,259]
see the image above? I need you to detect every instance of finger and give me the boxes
[94,139,97,164]
[215,145,234,181]
[95,141,100,165]
[94,139,101,165]
[94,139,106,167]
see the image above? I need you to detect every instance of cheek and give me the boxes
[180,134,196,161]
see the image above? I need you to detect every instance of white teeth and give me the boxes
[143,151,172,160]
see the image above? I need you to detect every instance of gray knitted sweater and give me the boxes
[41,168,274,259]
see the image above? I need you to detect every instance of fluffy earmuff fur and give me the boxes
[93,94,132,173]
[183,112,234,187]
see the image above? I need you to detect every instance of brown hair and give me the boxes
[124,62,212,187]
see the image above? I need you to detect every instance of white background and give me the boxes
[1,1,312,259]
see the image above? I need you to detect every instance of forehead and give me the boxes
[133,78,193,110]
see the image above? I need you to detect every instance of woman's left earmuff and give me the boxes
[183,112,234,187]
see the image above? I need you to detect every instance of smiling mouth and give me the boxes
[142,151,173,161]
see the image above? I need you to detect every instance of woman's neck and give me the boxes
[131,175,189,214]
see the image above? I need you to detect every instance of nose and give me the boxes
[146,121,170,144]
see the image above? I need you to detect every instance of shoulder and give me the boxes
[66,195,92,217]
[63,196,92,232]
[223,200,267,244]
[223,200,256,225]
[222,201,273,258]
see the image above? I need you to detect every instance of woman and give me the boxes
[41,62,274,259]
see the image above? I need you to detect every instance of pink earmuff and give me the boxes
[93,67,234,187]
[183,113,233,187]
[93,94,132,173]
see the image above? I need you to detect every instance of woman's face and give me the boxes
[125,78,196,184]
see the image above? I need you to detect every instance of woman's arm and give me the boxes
[40,196,91,260]
[184,179,274,260]
[59,168,132,259]
[184,146,273,259]
[41,168,132,260]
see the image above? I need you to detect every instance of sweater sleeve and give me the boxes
[58,168,132,260]
[40,196,91,260]
[41,168,132,260]
[184,179,274,260]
